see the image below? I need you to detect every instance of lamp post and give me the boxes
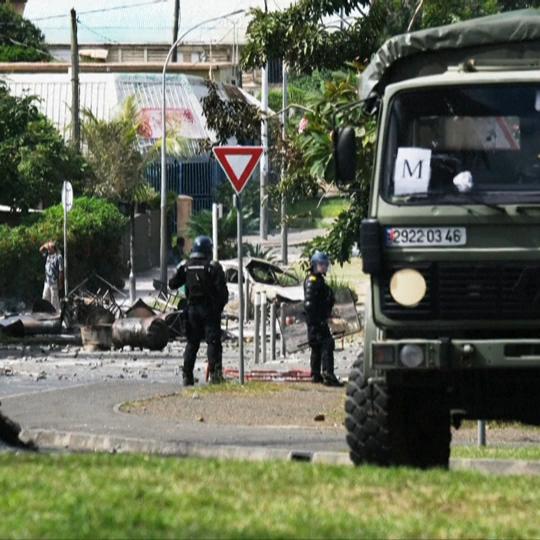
[159,9,245,285]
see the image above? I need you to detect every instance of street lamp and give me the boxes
[159,8,245,285]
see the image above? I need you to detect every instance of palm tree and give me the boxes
[81,97,148,302]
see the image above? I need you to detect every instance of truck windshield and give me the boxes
[383,84,540,205]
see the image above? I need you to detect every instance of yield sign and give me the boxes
[213,146,263,195]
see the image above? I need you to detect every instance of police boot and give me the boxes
[209,368,225,385]
[311,372,323,384]
[322,373,344,387]
[182,372,195,387]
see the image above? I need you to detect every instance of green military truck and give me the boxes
[335,10,540,468]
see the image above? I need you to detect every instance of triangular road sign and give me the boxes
[213,146,263,195]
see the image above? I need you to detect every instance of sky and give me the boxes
[24,0,299,45]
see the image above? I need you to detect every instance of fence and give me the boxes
[145,157,225,231]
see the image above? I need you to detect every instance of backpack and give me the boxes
[185,261,212,302]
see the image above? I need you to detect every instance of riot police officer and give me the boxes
[304,251,343,386]
[168,236,229,386]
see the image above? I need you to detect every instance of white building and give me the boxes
[23,0,298,89]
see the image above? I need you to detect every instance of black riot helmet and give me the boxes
[191,235,213,259]
[311,251,330,273]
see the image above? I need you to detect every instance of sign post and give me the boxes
[213,146,263,384]
[235,193,244,383]
[61,181,73,296]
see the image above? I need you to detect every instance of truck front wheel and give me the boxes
[345,355,451,468]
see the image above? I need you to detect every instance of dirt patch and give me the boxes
[122,383,346,428]
[122,384,540,444]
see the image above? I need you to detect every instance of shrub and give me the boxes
[326,274,358,304]
[0,197,127,300]
[242,243,277,262]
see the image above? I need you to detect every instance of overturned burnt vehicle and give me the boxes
[334,10,540,468]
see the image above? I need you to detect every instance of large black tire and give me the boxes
[345,354,451,468]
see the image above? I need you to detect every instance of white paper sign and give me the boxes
[393,147,432,196]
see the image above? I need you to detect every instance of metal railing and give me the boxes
[145,158,225,229]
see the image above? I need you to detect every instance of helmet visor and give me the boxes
[315,261,330,274]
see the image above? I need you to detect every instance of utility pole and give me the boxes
[260,63,269,240]
[280,61,288,265]
[171,0,180,63]
[70,8,80,151]
[260,0,269,240]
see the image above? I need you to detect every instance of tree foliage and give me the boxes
[0,85,87,212]
[287,72,376,263]
[82,97,148,203]
[0,5,50,61]
[242,0,540,73]
[201,81,260,146]
[241,0,383,73]
[82,97,154,284]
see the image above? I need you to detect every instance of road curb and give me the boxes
[17,428,540,475]
[19,428,353,465]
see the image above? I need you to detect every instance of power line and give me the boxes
[33,0,167,22]
[44,25,174,30]
[76,20,120,44]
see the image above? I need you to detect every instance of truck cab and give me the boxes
[341,10,540,468]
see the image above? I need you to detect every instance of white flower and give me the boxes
[298,116,309,134]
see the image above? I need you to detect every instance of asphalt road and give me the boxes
[0,340,353,453]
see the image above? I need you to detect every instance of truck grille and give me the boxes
[381,263,540,320]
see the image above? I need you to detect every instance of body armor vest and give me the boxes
[185,261,212,302]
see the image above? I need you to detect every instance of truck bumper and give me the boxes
[371,338,540,370]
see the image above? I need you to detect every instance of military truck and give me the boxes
[334,10,540,468]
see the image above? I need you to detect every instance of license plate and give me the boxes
[385,227,466,247]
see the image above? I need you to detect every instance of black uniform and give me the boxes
[304,271,336,381]
[169,255,228,382]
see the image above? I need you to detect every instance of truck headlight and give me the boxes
[390,268,426,307]
[399,344,424,368]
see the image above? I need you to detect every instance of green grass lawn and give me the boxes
[452,446,540,461]
[287,197,350,229]
[3,453,540,539]
[328,258,368,300]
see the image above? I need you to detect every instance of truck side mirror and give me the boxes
[334,127,357,185]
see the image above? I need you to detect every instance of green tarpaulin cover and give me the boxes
[361,9,540,101]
